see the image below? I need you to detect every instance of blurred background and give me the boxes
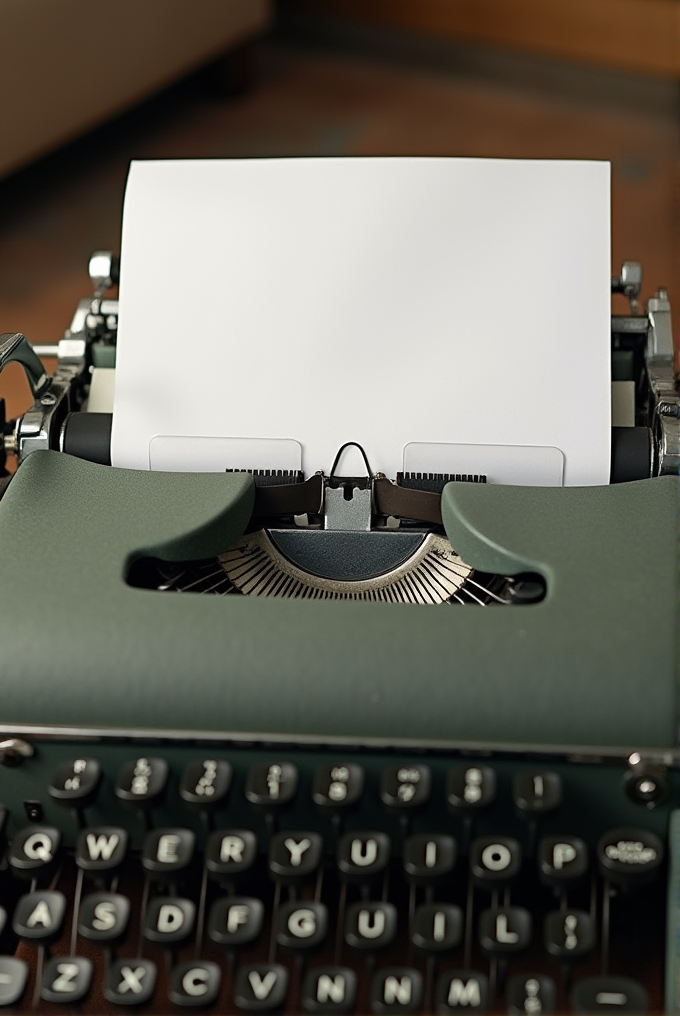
[1,0,678,423]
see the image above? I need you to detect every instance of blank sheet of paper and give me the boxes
[112,157,611,485]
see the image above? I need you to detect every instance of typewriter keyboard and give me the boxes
[0,745,675,1013]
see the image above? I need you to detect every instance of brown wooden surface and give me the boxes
[285,0,680,78]
[1,38,677,440]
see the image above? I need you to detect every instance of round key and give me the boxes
[544,909,595,960]
[507,974,556,1016]
[41,956,93,1004]
[371,968,423,1014]
[470,836,521,888]
[9,827,61,880]
[412,903,463,954]
[380,765,431,811]
[446,765,496,813]
[115,757,168,809]
[572,976,649,1013]
[13,892,67,942]
[276,901,328,951]
[142,828,195,879]
[76,826,128,873]
[0,958,29,1008]
[144,897,195,945]
[478,907,532,956]
[435,972,488,1013]
[537,835,588,887]
[208,897,264,948]
[48,758,101,810]
[105,959,157,1006]
[169,962,221,1007]
[206,828,257,884]
[234,964,288,1011]
[269,831,323,883]
[403,834,456,885]
[345,901,397,951]
[338,831,390,884]
[245,761,298,811]
[512,771,562,815]
[597,827,663,888]
[302,967,357,1014]
[312,763,364,811]
[78,893,130,944]
[179,759,232,810]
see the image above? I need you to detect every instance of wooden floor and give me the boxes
[0,37,677,422]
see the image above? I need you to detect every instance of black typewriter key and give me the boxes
[8,825,61,878]
[245,761,298,810]
[277,901,328,951]
[345,901,398,951]
[512,771,562,815]
[169,962,221,1007]
[597,827,664,888]
[48,757,101,811]
[114,756,168,808]
[435,971,488,1012]
[412,903,463,953]
[544,909,595,960]
[380,764,431,810]
[338,831,390,882]
[208,896,265,947]
[234,963,288,1011]
[470,837,521,888]
[142,827,196,879]
[41,956,93,1004]
[13,891,67,941]
[78,892,131,943]
[144,896,195,944]
[206,828,258,883]
[0,957,29,1007]
[537,835,588,887]
[313,763,364,811]
[179,758,232,810]
[506,975,556,1015]
[371,969,423,1013]
[478,907,532,955]
[104,959,157,1006]
[303,967,357,1013]
[571,976,649,1013]
[404,834,456,885]
[446,765,496,813]
[0,912,5,939]
[269,831,323,882]
[76,825,128,872]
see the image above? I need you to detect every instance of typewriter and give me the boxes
[0,219,678,1014]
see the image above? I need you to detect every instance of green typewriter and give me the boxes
[0,226,678,1012]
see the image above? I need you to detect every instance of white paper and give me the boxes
[112,157,611,485]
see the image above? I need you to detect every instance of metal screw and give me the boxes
[40,393,56,406]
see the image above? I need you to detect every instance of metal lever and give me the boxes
[88,251,119,298]
[0,332,51,398]
[611,261,642,313]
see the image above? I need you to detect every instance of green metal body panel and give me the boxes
[0,451,677,750]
